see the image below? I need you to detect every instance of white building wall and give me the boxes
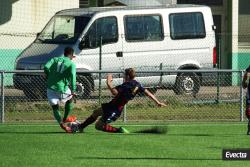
[0,0,79,49]
[104,0,174,6]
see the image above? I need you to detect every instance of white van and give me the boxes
[14,5,216,98]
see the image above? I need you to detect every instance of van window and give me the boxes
[124,15,163,42]
[36,16,91,44]
[169,12,205,39]
[84,16,118,48]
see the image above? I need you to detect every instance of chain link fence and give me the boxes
[0,70,246,123]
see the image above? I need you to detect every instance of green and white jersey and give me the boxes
[44,56,76,93]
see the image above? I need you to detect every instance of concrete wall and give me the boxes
[104,0,174,6]
[236,0,250,70]
[0,0,79,50]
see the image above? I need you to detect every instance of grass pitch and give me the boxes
[0,123,249,167]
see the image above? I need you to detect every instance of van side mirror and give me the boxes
[212,25,216,31]
[79,36,101,49]
[36,33,41,38]
[79,37,91,50]
[79,39,86,50]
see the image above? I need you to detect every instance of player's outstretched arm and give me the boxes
[106,74,118,96]
[144,89,167,107]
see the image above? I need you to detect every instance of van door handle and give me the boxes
[116,52,123,57]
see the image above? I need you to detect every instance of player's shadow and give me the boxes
[75,156,220,161]
[169,133,242,137]
[170,133,214,137]
[0,131,65,134]
[0,131,243,136]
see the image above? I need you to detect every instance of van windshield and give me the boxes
[36,15,91,44]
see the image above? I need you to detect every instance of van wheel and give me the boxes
[77,75,93,98]
[174,72,200,96]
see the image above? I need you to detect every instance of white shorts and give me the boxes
[47,88,72,105]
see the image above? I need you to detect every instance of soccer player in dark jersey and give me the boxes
[242,65,250,135]
[78,68,167,133]
[44,47,76,133]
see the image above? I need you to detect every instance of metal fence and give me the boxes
[0,69,247,123]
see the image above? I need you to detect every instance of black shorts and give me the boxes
[247,89,250,106]
[246,89,250,119]
[101,103,122,123]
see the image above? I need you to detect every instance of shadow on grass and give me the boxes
[168,133,243,137]
[75,156,220,161]
[169,133,214,137]
[0,131,65,134]
[0,131,243,136]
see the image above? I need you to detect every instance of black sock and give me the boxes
[248,120,250,132]
[79,116,96,129]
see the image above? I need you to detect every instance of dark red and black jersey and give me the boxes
[109,80,145,111]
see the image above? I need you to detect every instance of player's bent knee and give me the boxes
[92,108,103,118]
[95,120,105,131]
[52,104,59,110]
[66,98,73,103]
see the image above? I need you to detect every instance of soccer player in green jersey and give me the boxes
[44,47,76,133]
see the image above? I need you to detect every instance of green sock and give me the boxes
[63,100,73,121]
[52,105,61,124]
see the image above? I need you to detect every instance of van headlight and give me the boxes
[16,63,26,70]
[28,64,41,70]
[40,64,45,70]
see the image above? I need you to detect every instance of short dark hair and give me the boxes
[125,68,135,80]
[64,47,74,56]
